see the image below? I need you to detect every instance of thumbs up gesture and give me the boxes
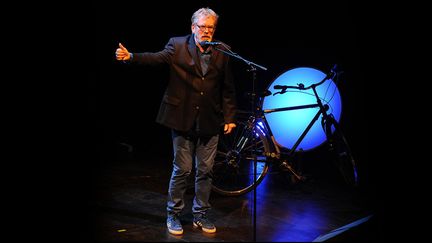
[115,43,131,61]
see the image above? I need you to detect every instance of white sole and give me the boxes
[168,228,183,235]
[193,222,216,233]
[167,223,183,235]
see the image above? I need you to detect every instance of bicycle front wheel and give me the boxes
[212,120,271,196]
[328,119,359,187]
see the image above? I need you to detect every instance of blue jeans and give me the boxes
[167,130,219,216]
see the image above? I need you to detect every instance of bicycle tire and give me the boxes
[327,117,359,187]
[212,119,271,196]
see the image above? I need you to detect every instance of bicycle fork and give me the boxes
[255,116,305,181]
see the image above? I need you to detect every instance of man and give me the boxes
[115,7,237,235]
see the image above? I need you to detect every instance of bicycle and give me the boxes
[211,65,359,196]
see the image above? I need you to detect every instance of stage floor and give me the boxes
[84,154,377,242]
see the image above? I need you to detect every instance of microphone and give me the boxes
[200,41,222,46]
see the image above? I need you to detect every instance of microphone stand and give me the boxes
[214,47,267,71]
[214,45,267,242]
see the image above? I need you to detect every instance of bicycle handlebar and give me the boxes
[272,65,338,95]
[274,84,305,90]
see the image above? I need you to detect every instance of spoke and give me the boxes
[241,141,264,153]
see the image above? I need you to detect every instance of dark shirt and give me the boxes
[198,47,212,76]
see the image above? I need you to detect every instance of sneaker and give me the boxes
[193,214,216,233]
[167,214,183,235]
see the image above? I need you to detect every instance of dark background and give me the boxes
[15,1,415,241]
[88,0,368,170]
[80,0,374,239]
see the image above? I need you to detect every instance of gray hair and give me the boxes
[191,7,219,25]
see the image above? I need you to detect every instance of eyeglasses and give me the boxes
[195,24,216,32]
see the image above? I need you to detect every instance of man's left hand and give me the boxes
[224,123,237,134]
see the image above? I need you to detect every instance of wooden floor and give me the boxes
[85,153,378,242]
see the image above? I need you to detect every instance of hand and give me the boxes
[224,123,236,134]
[115,43,131,61]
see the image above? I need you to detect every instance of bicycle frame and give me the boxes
[260,81,333,158]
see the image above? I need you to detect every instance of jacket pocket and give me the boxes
[163,95,181,106]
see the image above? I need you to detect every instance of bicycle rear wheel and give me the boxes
[212,119,271,196]
[327,117,359,186]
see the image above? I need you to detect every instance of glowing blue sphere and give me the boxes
[262,67,342,151]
